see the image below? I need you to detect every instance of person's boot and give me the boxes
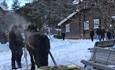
[17,63,22,68]
[12,67,17,70]
[12,63,17,70]
[18,65,22,68]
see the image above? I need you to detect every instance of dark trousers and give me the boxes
[62,33,65,40]
[101,35,105,41]
[11,49,23,69]
[107,35,111,40]
[97,35,101,41]
[90,35,94,42]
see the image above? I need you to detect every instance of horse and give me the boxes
[26,32,50,70]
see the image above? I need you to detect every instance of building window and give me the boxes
[94,19,99,29]
[84,20,89,30]
[66,24,70,32]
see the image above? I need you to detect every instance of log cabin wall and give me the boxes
[58,0,115,39]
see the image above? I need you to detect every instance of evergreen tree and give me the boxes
[0,0,8,10]
[12,0,20,10]
[16,0,76,31]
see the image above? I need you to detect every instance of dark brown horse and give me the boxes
[26,32,50,70]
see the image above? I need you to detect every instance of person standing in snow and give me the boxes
[96,26,102,41]
[89,28,94,42]
[106,29,112,40]
[61,29,65,40]
[101,27,106,41]
[8,25,24,70]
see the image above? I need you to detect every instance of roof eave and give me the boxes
[57,10,79,26]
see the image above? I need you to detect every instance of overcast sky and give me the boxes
[0,0,32,9]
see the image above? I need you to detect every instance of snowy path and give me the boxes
[0,38,97,70]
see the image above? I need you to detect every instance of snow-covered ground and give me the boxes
[0,37,97,70]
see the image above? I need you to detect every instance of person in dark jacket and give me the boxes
[89,28,94,42]
[101,28,106,41]
[61,29,65,40]
[26,24,50,70]
[9,25,24,69]
[106,30,112,40]
[96,26,102,41]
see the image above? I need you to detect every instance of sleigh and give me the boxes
[81,47,115,70]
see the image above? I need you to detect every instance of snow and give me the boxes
[0,37,97,70]
[72,0,83,4]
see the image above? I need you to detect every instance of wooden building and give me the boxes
[57,0,115,39]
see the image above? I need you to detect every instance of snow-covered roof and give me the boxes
[58,10,79,26]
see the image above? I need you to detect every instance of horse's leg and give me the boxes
[30,53,35,70]
[33,52,40,68]
[27,46,35,70]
